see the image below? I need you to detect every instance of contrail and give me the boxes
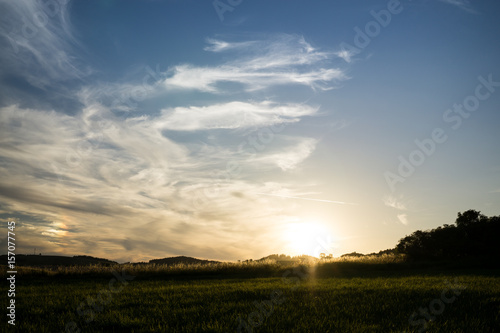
[253,192,357,205]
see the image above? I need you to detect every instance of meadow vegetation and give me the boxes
[2,256,499,333]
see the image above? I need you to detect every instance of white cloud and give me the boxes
[0,103,320,261]
[164,65,343,93]
[164,34,347,93]
[384,195,409,225]
[438,0,476,13]
[0,0,90,88]
[0,25,343,261]
[397,214,409,225]
[203,38,257,52]
[252,137,318,171]
[156,101,318,131]
[335,49,356,63]
[383,195,407,210]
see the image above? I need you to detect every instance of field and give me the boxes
[3,259,500,332]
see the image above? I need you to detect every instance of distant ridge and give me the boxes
[0,254,220,267]
[0,254,117,267]
[340,252,365,258]
[148,256,220,266]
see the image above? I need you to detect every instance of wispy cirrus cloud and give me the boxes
[164,34,348,93]
[383,195,409,225]
[383,195,407,210]
[438,0,476,13]
[251,137,318,171]
[0,0,90,89]
[253,192,357,205]
[205,35,328,69]
[163,64,344,93]
[334,49,356,63]
[0,101,322,261]
[397,214,409,226]
[0,18,347,261]
[155,101,318,131]
[203,38,258,52]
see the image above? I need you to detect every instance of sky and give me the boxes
[0,0,499,263]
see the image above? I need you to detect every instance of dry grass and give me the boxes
[1,254,407,278]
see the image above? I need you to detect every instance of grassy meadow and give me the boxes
[2,257,500,332]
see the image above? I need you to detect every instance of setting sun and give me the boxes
[285,221,332,257]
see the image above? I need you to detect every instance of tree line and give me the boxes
[396,210,500,260]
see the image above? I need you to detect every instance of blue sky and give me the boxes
[1,0,499,262]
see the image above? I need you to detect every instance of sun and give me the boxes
[284,221,330,257]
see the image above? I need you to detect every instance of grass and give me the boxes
[3,257,500,332]
[0,254,414,278]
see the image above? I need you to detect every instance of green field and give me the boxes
[4,261,500,332]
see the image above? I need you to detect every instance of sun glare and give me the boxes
[285,221,331,257]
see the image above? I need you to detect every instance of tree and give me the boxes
[455,209,487,228]
[396,210,500,260]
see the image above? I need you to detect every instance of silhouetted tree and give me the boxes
[396,210,500,261]
[456,209,487,228]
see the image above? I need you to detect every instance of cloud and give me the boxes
[335,49,356,63]
[156,101,318,131]
[438,0,476,13]
[164,34,347,93]
[252,137,318,171]
[203,38,258,52]
[0,184,127,217]
[76,65,167,113]
[383,195,407,210]
[0,102,320,261]
[252,192,357,205]
[384,195,409,225]
[164,65,344,93]
[397,214,409,225]
[0,26,341,261]
[0,0,90,89]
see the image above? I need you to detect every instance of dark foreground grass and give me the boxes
[5,267,500,333]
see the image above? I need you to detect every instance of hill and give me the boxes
[148,256,220,266]
[0,254,117,267]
